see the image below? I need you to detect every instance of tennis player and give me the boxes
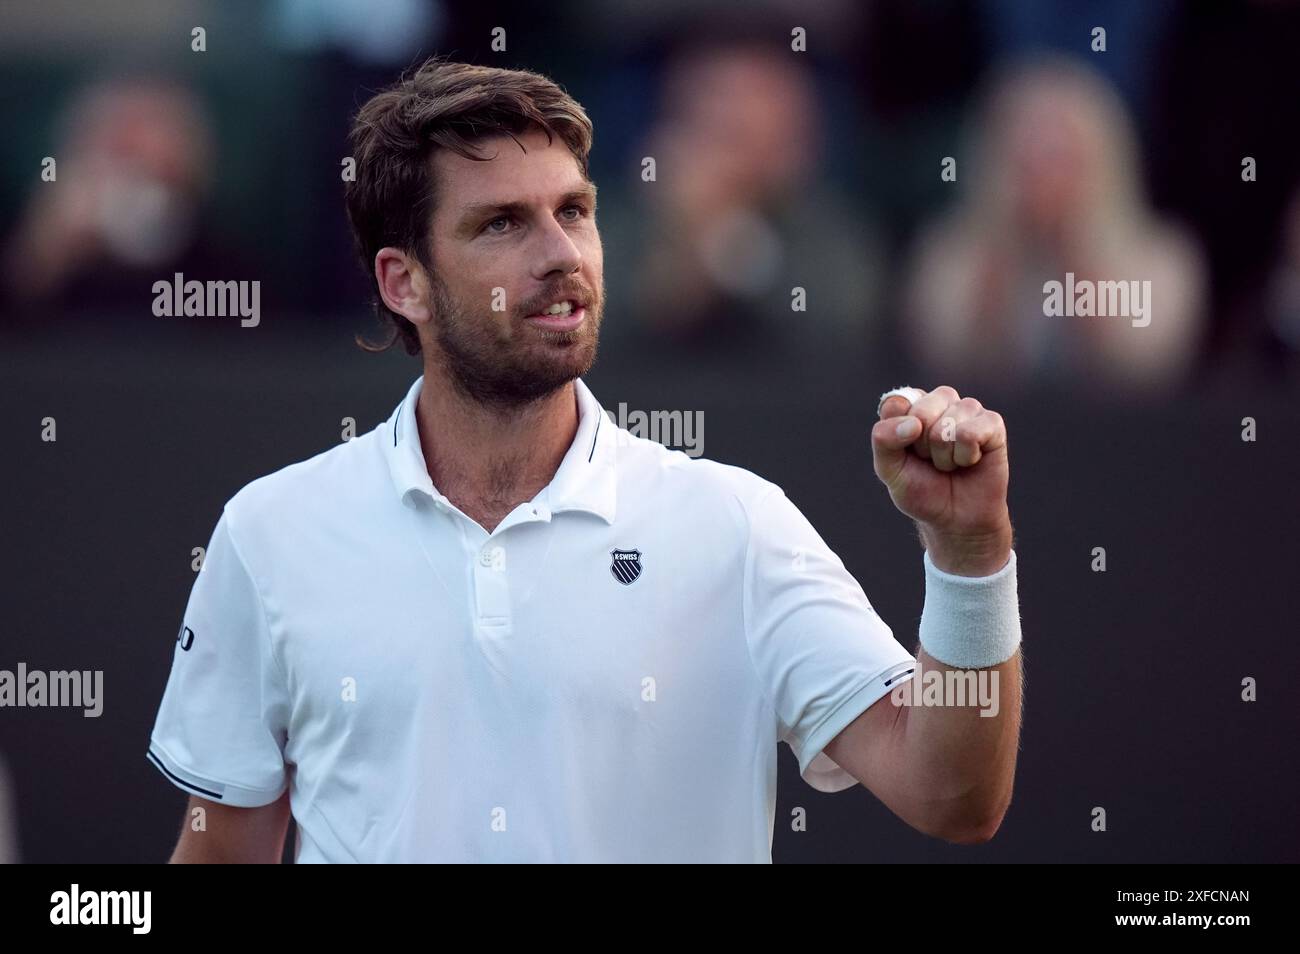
[147,58,1022,863]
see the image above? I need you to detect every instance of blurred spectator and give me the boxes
[976,0,1177,120]
[1,77,236,326]
[266,0,441,65]
[603,37,885,362]
[902,56,1207,396]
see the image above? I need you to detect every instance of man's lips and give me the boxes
[525,305,586,331]
[524,296,586,316]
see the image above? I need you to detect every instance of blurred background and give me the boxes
[1,0,1297,862]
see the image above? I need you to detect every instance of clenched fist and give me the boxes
[870,385,1013,577]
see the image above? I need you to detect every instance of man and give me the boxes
[147,57,1022,863]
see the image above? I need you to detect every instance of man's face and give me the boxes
[421,126,604,407]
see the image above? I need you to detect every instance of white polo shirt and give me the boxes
[148,374,918,862]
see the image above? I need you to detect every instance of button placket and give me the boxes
[474,541,511,633]
[466,505,548,638]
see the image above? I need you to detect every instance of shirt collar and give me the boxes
[383,374,617,524]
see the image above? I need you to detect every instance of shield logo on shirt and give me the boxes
[610,548,643,585]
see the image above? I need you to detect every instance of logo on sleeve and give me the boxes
[610,549,643,585]
[176,624,195,651]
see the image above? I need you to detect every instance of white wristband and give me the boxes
[918,548,1022,668]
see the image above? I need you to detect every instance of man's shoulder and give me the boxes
[222,426,387,537]
[612,424,781,521]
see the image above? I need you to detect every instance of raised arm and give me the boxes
[827,384,1022,843]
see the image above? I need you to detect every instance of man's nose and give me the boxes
[529,215,583,280]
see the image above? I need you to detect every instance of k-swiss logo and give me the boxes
[176,624,195,651]
[610,549,643,585]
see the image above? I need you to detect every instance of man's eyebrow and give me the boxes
[456,185,598,226]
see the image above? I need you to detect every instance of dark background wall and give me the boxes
[4,326,1296,862]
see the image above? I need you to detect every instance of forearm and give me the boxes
[894,529,1022,843]
[892,646,1022,842]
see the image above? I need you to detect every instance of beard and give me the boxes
[427,270,604,409]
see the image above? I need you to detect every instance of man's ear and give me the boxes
[374,247,432,326]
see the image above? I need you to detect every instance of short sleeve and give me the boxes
[147,506,291,806]
[743,486,917,793]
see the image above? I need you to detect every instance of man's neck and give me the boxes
[414,368,579,533]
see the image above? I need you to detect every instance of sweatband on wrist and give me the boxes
[918,548,1022,668]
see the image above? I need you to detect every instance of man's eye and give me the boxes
[484,216,513,234]
[560,205,587,221]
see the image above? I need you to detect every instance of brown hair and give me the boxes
[345,56,595,355]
